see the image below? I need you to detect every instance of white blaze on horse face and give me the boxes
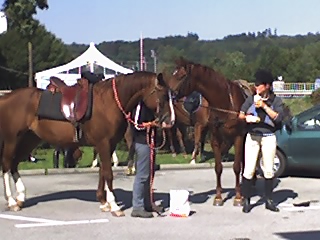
[105,184,120,211]
[168,90,175,125]
[173,70,178,75]
[3,172,17,206]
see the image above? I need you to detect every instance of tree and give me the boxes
[2,0,49,87]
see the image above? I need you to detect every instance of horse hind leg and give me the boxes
[112,151,119,167]
[176,127,187,158]
[210,135,224,206]
[126,143,136,176]
[232,135,245,207]
[2,140,20,211]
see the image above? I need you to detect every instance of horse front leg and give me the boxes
[210,135,224,206]
[190,124,203,164]
[10,132,41,209]
[233,135,244,206]
[96,141,124,217]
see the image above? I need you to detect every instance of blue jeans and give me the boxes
[132,143,155,210]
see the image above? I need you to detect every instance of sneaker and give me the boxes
[145,204,165,213]
[131,209,154,218]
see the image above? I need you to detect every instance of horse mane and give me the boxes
[175,57,230,88]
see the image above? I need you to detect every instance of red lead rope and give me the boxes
[149,127,155,206]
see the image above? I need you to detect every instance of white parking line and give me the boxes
[0,214,109,228]
[15,219,109,228]
[0,214,62,223]
[281,206,320,212]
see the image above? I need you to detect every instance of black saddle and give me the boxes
[183,91,202,114]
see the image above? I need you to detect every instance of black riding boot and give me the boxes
[265,178,279,212]
[242,177,252,213]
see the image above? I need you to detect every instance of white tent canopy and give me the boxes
[35,42,133,89]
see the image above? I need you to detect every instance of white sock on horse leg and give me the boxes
[3,172,17,206]
[91,159,98,168]
[12,173,25,202]
[105,184,120,211]
[112,151,119,167]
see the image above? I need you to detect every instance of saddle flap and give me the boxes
[60,86,89,122]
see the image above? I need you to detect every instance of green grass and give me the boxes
[20,147,203,170]
[19,97,312,171]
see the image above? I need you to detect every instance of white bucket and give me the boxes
[169,190,190,217]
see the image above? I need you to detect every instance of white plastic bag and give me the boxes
[169,190,190,217]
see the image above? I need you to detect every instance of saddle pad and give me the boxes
[37,85,93,122]
[183,91,202,115]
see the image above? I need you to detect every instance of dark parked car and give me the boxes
[260,104,320,177]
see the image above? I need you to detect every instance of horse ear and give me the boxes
[175,56,186,66]
[157,73,167,87]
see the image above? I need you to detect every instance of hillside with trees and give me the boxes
[0,1,320,89]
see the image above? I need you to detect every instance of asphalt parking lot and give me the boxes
[1,168,320,240]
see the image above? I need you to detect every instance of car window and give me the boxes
[296,107,320,131]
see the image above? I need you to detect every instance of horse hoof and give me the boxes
[213,198,224,206]
[9,205,21,212]
[111,210,125,217]
[100,203,111,212]
[172,153,177,158]
[16,200,24,208]
[190,160,196,164]
[233,198,243,207]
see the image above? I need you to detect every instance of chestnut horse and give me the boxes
[166,58,248,207]
[0,71,175,216]
[167,95,210,164]
[168,81,254,164]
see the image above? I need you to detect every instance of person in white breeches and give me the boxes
[239,69,284,213]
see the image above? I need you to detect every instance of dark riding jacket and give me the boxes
[240,92,284,135]
[131,101,156,145]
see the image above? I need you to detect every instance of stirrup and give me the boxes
[72,123,82,142]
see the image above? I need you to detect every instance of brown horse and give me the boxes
[167,95,210,163]
[169,81,254,164]
[0,71,175,216]
[165,58,248,207]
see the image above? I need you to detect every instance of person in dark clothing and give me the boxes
[239,69,284,213]
[131,101,164,218]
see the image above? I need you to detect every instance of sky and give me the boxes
[34,0,320,44]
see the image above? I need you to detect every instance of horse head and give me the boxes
[164,57,197,98]
[139,73,175,129]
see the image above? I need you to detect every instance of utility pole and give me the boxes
[150,50,157,73]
